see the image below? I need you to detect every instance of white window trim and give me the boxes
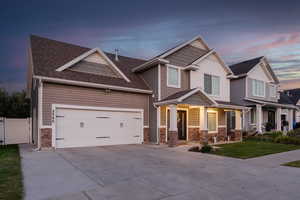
[252,79,265,97]
[204,73,220,97]
[167,65,181,88]
[207,110,218,133]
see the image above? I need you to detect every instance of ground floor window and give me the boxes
[227,111,235,130]
[207,112,217,132]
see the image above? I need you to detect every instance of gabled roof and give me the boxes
[229,56,263,75]
[229,56,279,83]
[154,88,217,106]
[30,35,151,92]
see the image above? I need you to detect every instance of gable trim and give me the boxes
[55,48,131,82]
[247,57,279,83]
[154,87,217,106]
[159,35,209,59]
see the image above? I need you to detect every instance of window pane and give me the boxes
[252,79,264,97]
[212,76,220,95]
[168,67,178,86]
[208,112,217,132]
[204,74,212,94]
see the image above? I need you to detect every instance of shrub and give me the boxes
[287,128,300,138]
[200,144,213,153]
[188,146,200,152]
[274,136,300,145]
[264,131,283,139]
[265,122,273,132]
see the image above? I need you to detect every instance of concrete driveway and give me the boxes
[20,144,300,200]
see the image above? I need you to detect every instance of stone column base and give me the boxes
[234,130,242,141]
[218,127,227,142]
[199,130,208,144]
[168,131,178,147]
[41,128,52,149]
[143,128,150,144]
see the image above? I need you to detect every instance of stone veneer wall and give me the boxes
[143,128,150,144]
[188,128,201,141]
[159,128,167,144]
[41,128,52,148]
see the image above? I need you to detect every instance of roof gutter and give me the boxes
[131,58,169,72]
[33,75,153,94]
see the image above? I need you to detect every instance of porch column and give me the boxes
[288,109,293,131]
[276,107,282,131]
[168,104,177,147]
[256,104,262,133]
[235,110,242,141]
[242,109,246,131]
[199,106,208,144]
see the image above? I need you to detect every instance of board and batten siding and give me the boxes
[42,83,149,126]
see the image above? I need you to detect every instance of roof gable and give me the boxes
[56,48,130,82]
[30,35,150,91]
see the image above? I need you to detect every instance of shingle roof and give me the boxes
[160,88,195,101]
[215,100,244,107]
[30,35,150,91]
[278,92,294,105]
[229,57,263,75]
[283,88,300,105]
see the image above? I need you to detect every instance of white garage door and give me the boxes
[55,108,143,148]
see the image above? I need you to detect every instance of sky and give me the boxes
[1,0,300,92]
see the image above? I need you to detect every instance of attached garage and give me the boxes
[53,105,144,148]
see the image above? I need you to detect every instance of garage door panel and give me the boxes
[55,108,143,148]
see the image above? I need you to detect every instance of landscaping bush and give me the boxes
[264,131,283,139]
[274,136,300,145]
[265,122,273,132]
[287,128,300,138]
[200,144,213,153]
[188,146,200,152]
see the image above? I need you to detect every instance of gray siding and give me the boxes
[247,78,278,102]
[70,61,121,78]
[161,65,190,99]
[42,83,149,126]
[230,78,246,105]
[139,67,159,142]
[165,45,207,66]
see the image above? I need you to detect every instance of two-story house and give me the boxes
[27,35,247,149]
[229,57,297,133]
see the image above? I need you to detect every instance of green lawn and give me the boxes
[0,145,23,200]
[282,160,300,168]
[211,140,300,159]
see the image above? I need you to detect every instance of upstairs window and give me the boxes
[252,79,265,97]
[167,66,180,88]
[204,74,220,96]
[269,84,277,98]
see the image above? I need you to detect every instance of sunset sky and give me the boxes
[1,0,300,92]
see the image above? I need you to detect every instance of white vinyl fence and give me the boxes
[0,118,31,145]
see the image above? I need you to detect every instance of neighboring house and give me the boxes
[283,89,300,123]
[27,35,247,149]
[229,57,297,133]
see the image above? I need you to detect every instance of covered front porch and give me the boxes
[155,88,246,147]
[245,99,295,133]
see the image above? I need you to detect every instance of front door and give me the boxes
[177,110,187,140]
[268,111,275,130]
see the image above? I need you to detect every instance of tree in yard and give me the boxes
[0,88,30,118]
